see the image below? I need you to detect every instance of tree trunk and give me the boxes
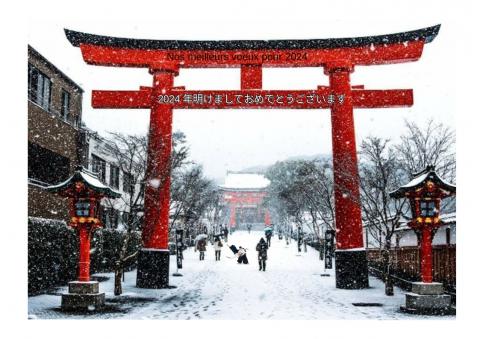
[319,238,324,260]
[114,230,133,296]
[114,261,123,296]
[383,240,394,296]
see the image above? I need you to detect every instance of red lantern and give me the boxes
[390,165,455,283]
[47,166,120,282]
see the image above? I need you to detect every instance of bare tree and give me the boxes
[105,131,189,295]
[396,119,456,182]
[358,136,410,295]
[264,159,336,257]
[170,165,221,240]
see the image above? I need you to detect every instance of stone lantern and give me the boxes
[390,165,455,314]
[47,166,121,311]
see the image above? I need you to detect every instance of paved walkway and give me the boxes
[28,231,454,319]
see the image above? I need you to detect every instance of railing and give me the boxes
[367,245,456,291]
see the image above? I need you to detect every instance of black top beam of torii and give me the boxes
[65,25,440,50]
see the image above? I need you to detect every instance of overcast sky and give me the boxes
[27,1,455,181]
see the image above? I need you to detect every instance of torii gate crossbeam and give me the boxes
[65,25,440,289]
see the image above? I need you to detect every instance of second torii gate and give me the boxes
[65,25,440,289]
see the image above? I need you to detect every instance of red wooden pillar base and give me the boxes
[325,62,368,289]
[137,63,178,289]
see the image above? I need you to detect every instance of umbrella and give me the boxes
[264,227,273,232]
[229,244,238,254]
[194,234,208,241]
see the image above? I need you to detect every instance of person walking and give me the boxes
[223,226,229,242]
[196,238,207,260]
[256,237,268,271]
[214,236,223,261]
[265,228,272,248]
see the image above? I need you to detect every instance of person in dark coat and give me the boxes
[223,226,229,242]
[256,237,268,271]
[236,246,249,264]
[196,238,207,260]
[265,229,273,247]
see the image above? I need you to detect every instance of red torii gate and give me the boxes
[65,25,440,289]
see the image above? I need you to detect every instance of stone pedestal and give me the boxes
[136,248,170,288]
[335,250,369,289]
[401,282,453,315]
[61,281,105,311]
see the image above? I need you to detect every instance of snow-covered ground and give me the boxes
[28,231,454,319]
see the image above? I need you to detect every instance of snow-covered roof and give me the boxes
[220,172,270,190]
[46,166,121,198]
[401,172,430,189]
[390,165,456,198]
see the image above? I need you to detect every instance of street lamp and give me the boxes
[47,166,120,311]
[390,165,455,314]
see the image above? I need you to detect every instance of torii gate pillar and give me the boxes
[137,64,178,288]
[326,62,368,288]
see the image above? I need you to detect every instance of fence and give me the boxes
[367,245,456,292]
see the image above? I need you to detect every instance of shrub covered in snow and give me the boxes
[28,217,141,295]
[28,217,78,295]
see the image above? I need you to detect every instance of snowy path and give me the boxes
[28,231,454,319]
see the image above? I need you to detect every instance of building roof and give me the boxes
[28,45,84,93]
[65,25,440,51]
[220,172,270,190]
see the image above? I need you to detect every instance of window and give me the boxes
[61,89,70,122]
[123,171,135,194]
[420,201,436,217]
[91,154,106,183]
[28,142,70,185]
[28,63,51,110]
[109,164,119,189]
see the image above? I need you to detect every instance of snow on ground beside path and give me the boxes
[28,231,455,320]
